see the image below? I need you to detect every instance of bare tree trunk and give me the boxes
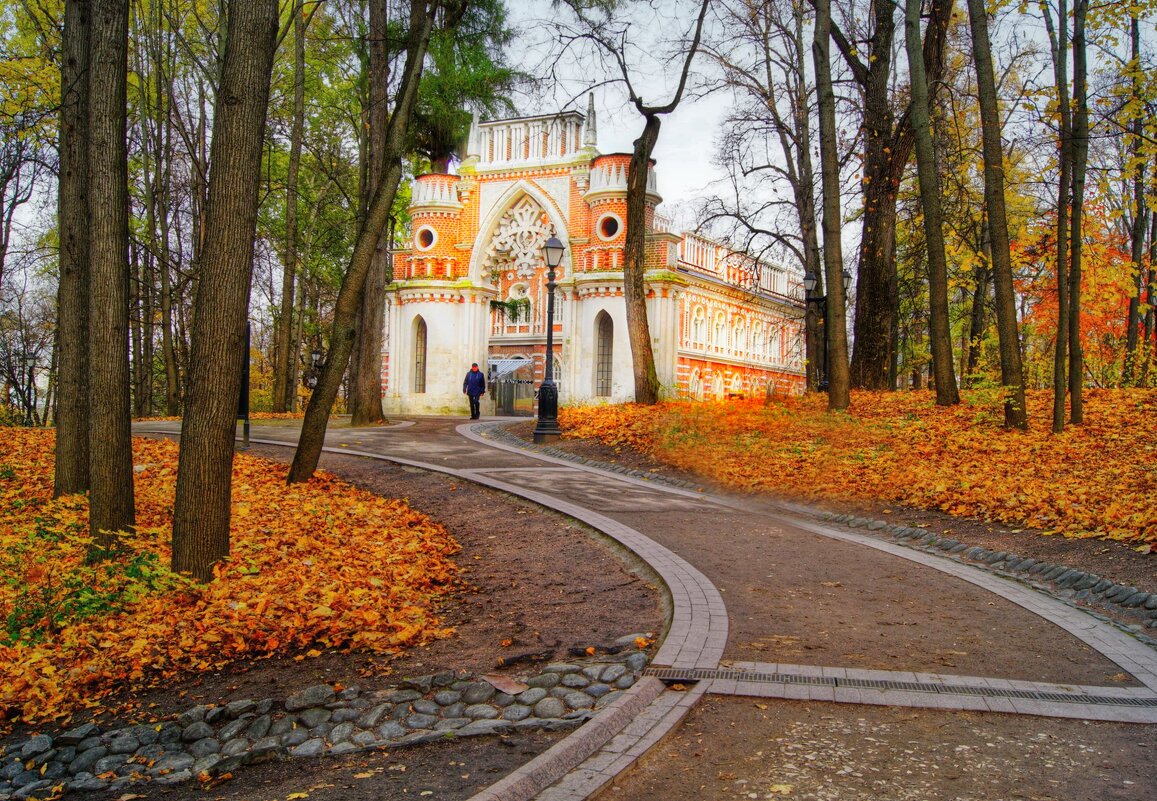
[623,115,663,404]
[1068,0,1088,424]
[171,0,278,581]
[289,0,436,483]
[87,0,134,543]
[1041,0,1071,432]
[834,0,952,391]
[1123,15,1144,386]
[813,0,849,410]
[964,263,989,379]
[273,0,306,414]
[55,0,91,497]
[349,0,390,426]
[905,0,958,406]
[967,0,1027,427]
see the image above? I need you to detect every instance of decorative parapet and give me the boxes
[584,154,661,204]
[475,112,588,170]
[409,174,462,212]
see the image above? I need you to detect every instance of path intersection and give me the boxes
[136,416,1157,800]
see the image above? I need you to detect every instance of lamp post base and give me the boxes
[533,381,561,443]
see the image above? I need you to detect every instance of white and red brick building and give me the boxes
[382,103,805,416]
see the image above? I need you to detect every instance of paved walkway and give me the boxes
[137,416,1157,801]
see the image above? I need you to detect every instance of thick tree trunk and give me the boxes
[813,0,849,411]
[55,0,91,497]
[87,0,134,543]
[905,0,958,407]
[967,0,1027,427]
[349,0,390,426]
[1068,0,1088,424]
[273,0,306,414]
[289,0,434,484]
[842,0,953,391]
[623,115,662,405]
[171,0,278,581]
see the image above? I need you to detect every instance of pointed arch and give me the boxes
[595,310,613,397]
[413,316,427,393]
[468,179,572,283]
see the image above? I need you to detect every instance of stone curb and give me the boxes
[465,676,666,801]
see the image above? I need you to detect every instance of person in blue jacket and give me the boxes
[462,362,486,419]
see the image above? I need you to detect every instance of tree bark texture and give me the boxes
[288,0,435,484]
[1123,15,1144,386]
[87,0,134,543]
[1068,0,1088,423]
[349,0,390,426]
[273,0,306,414]
[967,0,1027,427]
[837,0,952,390]
[813,0,849,410]
[624,115,662,405]
[905,0,958,406]
[55,0,91,497]
[171,0,278,581]
[1040,0,1071,431]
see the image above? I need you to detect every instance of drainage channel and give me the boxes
[644,667,1157,708]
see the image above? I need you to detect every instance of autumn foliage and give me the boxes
[0,430,459,729]
[561,389,1157,544]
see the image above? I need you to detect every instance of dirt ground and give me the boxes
[597,694,1157,801]
[47,441,665,800]
[36,423,1156,800]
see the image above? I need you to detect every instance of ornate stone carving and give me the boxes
[481,197,553,283]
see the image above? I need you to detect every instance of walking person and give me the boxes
[463,362,486,419]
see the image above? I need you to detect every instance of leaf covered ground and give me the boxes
[0,430,460,730]
[560,388,1157,545]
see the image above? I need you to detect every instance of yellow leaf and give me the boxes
[769,785,794,795]
[287,794,310,800]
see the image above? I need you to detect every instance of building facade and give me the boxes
[381,103,805,416]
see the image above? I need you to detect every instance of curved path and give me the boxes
[136,417,1157,800]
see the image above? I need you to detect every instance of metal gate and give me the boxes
[488,358,536,416]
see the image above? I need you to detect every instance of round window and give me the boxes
[416,226,437,250]
[597,213,622,241]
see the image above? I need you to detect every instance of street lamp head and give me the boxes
[802,271,818,294]
[842,268,853,294]
[310,349,322,368]
[543,236,565,269]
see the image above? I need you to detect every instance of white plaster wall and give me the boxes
[383,290,491,416]
[564,292,634,404]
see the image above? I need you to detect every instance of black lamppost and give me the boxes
[803,268,852,391]
[533,235,566,443]
[305,348,323,391]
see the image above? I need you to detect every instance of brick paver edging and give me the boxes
[221,433,728,801]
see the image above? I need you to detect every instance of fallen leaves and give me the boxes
[0,430,460,730]
[560,389,1157,544]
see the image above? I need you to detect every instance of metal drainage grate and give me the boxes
[643,667,1157,708]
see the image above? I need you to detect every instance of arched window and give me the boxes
[595,311,613,397]
[733,319,746,355]
[712,372,724,398]
[713,312,727,349]
[413,317,427,393]
[691,306,705,346]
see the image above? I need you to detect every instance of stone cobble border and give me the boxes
[819,511,1157,647]
[0,649,651,801]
